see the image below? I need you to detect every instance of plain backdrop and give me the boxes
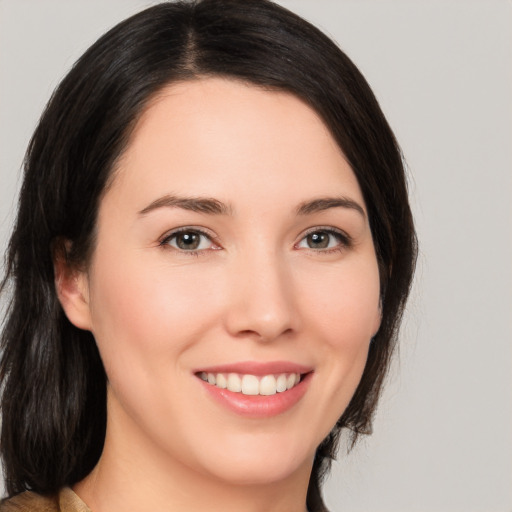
[0,1,511,511]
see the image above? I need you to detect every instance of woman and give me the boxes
[0,1,416,511]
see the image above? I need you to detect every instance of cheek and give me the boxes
[297,256,381,426]
[86,248,223,378]
[300,256,381,348]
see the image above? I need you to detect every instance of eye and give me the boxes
[296,228,350,251]
[161,229,216,252]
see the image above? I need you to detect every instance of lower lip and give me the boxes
[198,373,312,418]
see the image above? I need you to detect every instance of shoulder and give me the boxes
[0,491,58,512]
[0,488,90,512]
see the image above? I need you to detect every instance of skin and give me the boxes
[57,78,381,512]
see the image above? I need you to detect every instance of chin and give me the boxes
[190,431,316,487]
[203,457,310,487]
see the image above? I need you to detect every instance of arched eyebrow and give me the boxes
[139,194,365,218]
[139,195,233,216]
[296,197,366,219]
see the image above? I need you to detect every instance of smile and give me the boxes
[195,362,313,417]
[198,372,301,396]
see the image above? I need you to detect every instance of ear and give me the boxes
[53,240,93,331]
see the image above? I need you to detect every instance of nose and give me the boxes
[223,249,299,342]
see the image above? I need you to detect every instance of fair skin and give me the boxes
[57,78,381,512]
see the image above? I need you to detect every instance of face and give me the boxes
[69,78,381,487]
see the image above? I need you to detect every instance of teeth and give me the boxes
[200,372,302,395]
[276,374,287,393]
[227,373,242,392]
[287,373,297,390]
[241,375,259,395]
[216,373,227,389]
[259,375,277,395]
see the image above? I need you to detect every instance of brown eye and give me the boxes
[297,229,349,251]
[165,230,214,251]
[176,232,200,250]
[306,232,330,249]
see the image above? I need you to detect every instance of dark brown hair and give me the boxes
[0,1,417,510]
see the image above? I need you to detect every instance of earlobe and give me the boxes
[53,240,93,331]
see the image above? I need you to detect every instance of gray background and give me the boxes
[0,1,511,511]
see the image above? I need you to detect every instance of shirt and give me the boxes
[0,487,90,512]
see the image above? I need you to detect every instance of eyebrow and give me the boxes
[296,197,366,218]
[139,195,233,216]
[139,194,365,219]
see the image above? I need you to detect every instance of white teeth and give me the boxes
[241,375,259,395]
[259,375,277,395]
[200,371,303,395]
[287,373,300,390]
[227,373,242,392]
[216,373,227,389]
[276,374,287,393]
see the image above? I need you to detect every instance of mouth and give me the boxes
[194,362,313,418]
[197,371,303,396]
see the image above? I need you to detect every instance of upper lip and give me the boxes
[194,361,313,376]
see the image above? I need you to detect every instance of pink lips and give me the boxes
[195,361,313,418]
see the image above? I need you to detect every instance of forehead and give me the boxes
[108,77,364,212]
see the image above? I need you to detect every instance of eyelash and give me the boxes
[159,226,352,256]
[159,227,219,257]
[295,226,352,254]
